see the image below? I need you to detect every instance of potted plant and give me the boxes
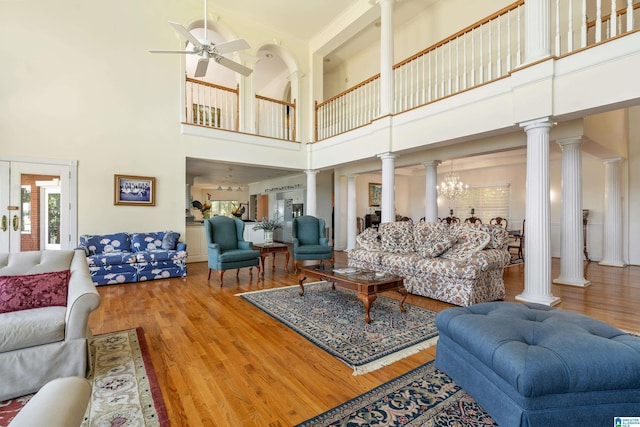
[252,216,282,245]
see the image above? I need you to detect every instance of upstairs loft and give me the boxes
[183,0,640,172]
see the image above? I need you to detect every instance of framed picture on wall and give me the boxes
[369,183,382,207]
[114,175,156,206]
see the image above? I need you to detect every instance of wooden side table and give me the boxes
[252,243,290,277]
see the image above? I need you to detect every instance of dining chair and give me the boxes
[490,217,509,229]
[464,216,483,224]
[508,219,525,261]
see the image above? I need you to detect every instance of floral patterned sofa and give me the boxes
[76,231,187,285]
[348,221,510,306]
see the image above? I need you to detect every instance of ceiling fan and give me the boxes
[149,0,252,78]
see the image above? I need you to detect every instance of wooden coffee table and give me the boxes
[252,242,290,277]
[297,264,407,324]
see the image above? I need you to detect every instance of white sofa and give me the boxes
[348,221,511,306]
[8,376,91,427]
[0,250,101,401]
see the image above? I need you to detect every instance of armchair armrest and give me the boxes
[293,238,300,248]
[468,249,511,271]
[65,251,101,340]
[177,242,187,251]
[319,237,330,246]
[74,244,89,256]
[238,241,252,250]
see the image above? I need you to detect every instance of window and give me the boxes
[21,185,31,233]
[452,185,510,224]
[210,200,239,217]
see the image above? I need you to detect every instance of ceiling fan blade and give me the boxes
[168,21,203,49]
[148,49,196,54]
[215,56,253,76]
[212,39,250,55]
[194,57,209,78]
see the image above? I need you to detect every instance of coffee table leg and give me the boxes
[358,293,377,324]
[397,284,408,314]
[298,275,307,296]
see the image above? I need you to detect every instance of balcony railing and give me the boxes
[186,77,239,130]
[256,96,296,141]
[315,0,639,141]
[185,77,296,141]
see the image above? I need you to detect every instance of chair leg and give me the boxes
[219,270,225,286]
[208,268,212,280]
[256,265,260,276]
[236,268,240,277]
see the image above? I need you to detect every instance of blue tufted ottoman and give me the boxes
[435,302,640,427]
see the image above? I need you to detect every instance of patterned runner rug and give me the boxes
[239,282,439,375]
[296,361,497,426]
[0,328,168,426]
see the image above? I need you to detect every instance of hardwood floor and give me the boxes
[88,251,640,426]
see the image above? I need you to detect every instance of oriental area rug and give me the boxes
[239,282,439,375]
[296,361,497,427]
[0,328,169,427]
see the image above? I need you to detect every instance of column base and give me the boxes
[552,277,591,287]
[599,260,626,267]
[515,292,561,306]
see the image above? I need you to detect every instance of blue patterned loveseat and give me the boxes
[76,231,187,285]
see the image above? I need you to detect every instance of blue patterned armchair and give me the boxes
[204,216,261,285]
[292,215,333,273]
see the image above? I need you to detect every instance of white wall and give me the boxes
[0,0,313,239]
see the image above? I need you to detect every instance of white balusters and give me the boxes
[627,0,634,32]
[610,0,617,37]
[596,0,602,42]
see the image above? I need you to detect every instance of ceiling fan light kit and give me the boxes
[149,0,253,78]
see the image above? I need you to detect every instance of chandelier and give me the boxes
[437,161,468,200]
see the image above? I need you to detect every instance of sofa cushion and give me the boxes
[413,222,456,258]
[0,306,66,352]
[131,232,165,252]
[135,249,187,263]
[79,233,130,255]
[441,228,491,262]
[356,228,381,251]
[0,270,70,314]
[86,252,137,267]
[379,253,422,277]
[379,221,414,253]
[161,231,181,250]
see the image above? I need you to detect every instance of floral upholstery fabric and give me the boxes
[451,223,509,249]
[77,231,187,286]
[441,228,491,262]
[356,228,382,251]
[347,249,383,271]
[413,222,456,258]
[78,233,131,255]
[348,221,510,307]
[379,221,414,253]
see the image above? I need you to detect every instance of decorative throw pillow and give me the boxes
[356,228,381,251]
[441,229,491,262]
[413,222,456,258]
[0,270,71,314]
[161,231,181,250]
[379,221,415,253]
[421,231,457,258]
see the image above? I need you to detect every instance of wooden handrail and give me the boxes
[316,73,380,110]
[393,0,524,69]
[586,1,640,29]
[255,94,295,108]
[186,77,239,94]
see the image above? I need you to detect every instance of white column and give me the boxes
[239,55,259,134]
[524,0,551,63]
[346,175,357,250]
[553,137,590,287]
[600,157,626,267]
[424,161,440,222]
[305,170,318,217]
[516,117,561,306]
[378,153,397,223]
[377,0,395,116]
